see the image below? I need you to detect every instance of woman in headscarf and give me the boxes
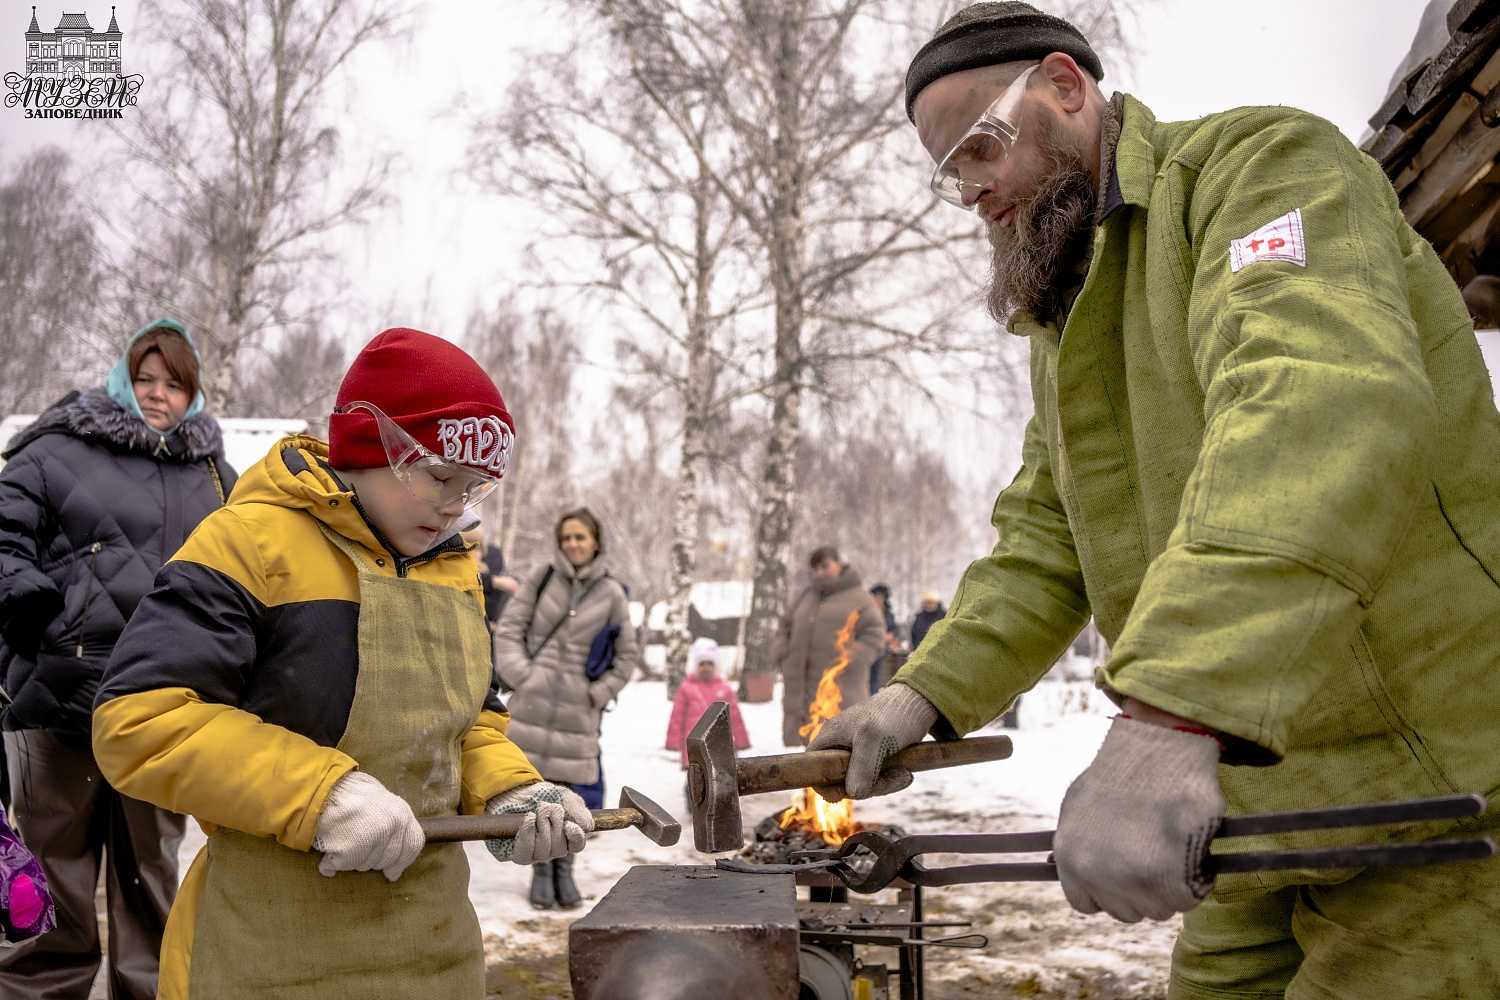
[494,508,640,910]
[0,319,235,1000]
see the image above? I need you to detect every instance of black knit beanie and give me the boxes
[905,2,1103,122]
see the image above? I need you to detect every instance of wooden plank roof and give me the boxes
[1362,0,1500,280]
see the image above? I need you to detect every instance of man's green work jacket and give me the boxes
[895,95,1500,900]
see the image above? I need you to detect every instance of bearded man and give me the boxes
[810,4,1500,997]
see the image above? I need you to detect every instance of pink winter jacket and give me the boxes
[666,674,750,768]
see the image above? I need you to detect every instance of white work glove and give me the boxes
[806,683,940,800]
[1053,715,1225,922]
[312,770,425,882]
[484,782,594,866]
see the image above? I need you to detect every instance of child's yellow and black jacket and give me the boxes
[91,434,542,850]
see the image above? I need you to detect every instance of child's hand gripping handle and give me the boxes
[419,786,680,847]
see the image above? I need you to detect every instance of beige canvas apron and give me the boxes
[188,525,493,999]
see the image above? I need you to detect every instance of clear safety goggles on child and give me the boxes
[337,401,501,510]
[929,65,1038,209]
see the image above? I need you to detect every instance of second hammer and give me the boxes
[686,701,1014,853]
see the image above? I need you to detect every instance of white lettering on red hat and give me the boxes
[437,416,514,477]
[1230,209,1305,273]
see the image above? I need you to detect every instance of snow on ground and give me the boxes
[175,657,1178,996]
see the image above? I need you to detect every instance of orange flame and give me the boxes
[778,610,862,844]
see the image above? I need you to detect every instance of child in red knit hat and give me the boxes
[92,329,588,999]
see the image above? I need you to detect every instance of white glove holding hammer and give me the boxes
[484,781,594,865]
[312,770,425,882]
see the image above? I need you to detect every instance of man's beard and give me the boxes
[983,107,1099,323]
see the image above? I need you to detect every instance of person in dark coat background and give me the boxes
[0,320,235,1000]
[482,541,519,621]
[909,589,947,651]
[868,583,904,694]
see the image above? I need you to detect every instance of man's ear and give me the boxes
[1038,51,1092,114]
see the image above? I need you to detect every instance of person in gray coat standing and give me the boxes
[772,546,887,747]
[494,508,639,910]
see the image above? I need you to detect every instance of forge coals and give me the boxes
[737,813,908,873]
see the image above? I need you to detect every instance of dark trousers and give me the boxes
[0,730,184,1000]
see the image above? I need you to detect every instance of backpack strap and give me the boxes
[522,565,556,659]
[524,567,625,661]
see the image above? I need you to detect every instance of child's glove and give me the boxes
[312,770,425,882]
[484,782,594,865]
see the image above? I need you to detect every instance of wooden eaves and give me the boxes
[1363,0,1500,283]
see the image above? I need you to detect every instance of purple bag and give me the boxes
[0,811,53,942]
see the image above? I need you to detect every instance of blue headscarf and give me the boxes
[104,318,206,428]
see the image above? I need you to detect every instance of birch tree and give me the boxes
[468,17,763,693]
[113,0,408,414]
[583,0,976,679]
[593,0,1142,678]
[0,147,107,417]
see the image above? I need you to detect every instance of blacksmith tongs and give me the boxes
[715,793,1496,894]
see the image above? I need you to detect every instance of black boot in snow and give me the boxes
[530,861,557,910]
[554,853,583,910]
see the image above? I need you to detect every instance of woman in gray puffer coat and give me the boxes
[494,507,638,910]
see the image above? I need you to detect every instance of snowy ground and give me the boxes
[164,657,1178,998]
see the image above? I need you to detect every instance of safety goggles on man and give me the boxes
[929,65,1038,209]
[337,400,501,510]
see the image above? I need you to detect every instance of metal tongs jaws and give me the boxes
[715,793,1496,895]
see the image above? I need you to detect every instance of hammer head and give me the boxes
[619,786,681,847]
[686,701,743,853]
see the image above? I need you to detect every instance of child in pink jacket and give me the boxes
[666,638,750,769]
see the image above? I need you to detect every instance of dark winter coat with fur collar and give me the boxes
[0,389,236,733]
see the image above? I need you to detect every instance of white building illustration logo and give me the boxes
[26,6,122,78]
[5,6,141,118]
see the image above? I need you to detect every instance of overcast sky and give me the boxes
[2,0,1443,497]
[357,0,1439,346]
[1117,0,1431,140]
[5,0,1437,336]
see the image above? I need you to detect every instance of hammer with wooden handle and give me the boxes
[419,786,681,847]
[685,701,1013,853]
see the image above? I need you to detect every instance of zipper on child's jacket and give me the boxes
[347,493,460,578]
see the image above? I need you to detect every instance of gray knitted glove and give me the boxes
[806,683,940,800]
[484,782,594,865]
[1053,715,1225,922]
[312,770,425,882]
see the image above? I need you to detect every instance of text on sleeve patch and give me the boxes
[1229,209,1306,273]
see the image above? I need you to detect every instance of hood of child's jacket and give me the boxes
[232,435,386,552]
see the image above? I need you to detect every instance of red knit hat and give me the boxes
[328,328,515,476]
